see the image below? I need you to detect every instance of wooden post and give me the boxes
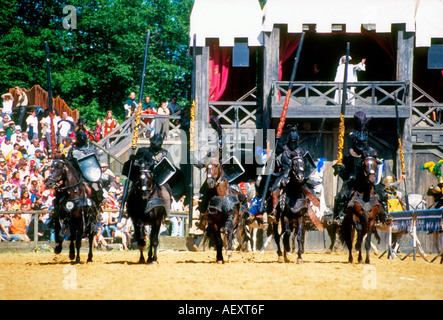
[34,212,38,246]
[396,26,414,192]
[262,26,280,137]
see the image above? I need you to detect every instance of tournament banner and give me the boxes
[391,209,443,232]
[391,210,413,232]
[415,209,443,232]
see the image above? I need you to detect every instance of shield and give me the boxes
[222,156,245,183]
[167,166,186,200]
[153,157,176,186]
[77,153,102,183]
[303,150,316,178]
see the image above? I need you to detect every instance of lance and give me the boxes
[45,41,56,158]
[333,42,350,175]
[394,92,409,209]
[119,29,151,222]
[259,32,305,212]
[188,33,196,227]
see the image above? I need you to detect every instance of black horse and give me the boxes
[45,157,97,263]
[272,151,308,263]
[126,157,167,264]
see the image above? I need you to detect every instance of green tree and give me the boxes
[0,0,193,125]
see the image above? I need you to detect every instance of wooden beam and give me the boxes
[262,27,280,136]
[271,106,410,119]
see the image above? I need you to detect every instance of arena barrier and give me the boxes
[379,209,442,263]
[0,209,189,249]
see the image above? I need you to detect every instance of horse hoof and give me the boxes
[147,260,158,265]
[54,247,62,255]
[278,256,284,263]
[69,253,75,260]
[139,259,145,264]
[216,260,224,264]
[297,258,303,264]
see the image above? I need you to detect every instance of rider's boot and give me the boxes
[332,197,345,225]
[383,202,392,225]
[160,186,171,225]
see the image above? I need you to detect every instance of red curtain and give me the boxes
[279,33,301,81]
[362,30,394,63]
[209,40,231,101]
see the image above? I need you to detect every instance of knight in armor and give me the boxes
[268,125,310,223]
[67,120,104,211]
[333,111,388,224]
[384,174,406,212]
[421,160,443,209]
[122,133,172,224]
[427,177,443,209]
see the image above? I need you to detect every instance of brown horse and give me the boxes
[341,156,383,264]
[204,157,243,263]
[45,157,97,263]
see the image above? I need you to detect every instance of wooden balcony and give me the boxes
[271,81,410,119]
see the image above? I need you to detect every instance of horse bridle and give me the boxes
[363,157,377,179]
[138,168,155,196]
[206,161,225,188]
[46,159,83,192]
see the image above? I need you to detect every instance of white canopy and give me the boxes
[262,0,416,33]
[415,0,443,47]
[189,0,443,48]
[189,0,263,47]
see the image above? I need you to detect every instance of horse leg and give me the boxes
[364,232,372,264]
[147,221,160,265]
[69,227,76,261]
[87,227,94,263]
[296,216,304,264]
[225,213,235,260]
[356,229,364,264]
[342,211,353,263]
[75,228,82,264]
[273,219,283,263]
[252,227,257,252]
[54,220,64,255]
[327,223,337,253]
[135,220,146,264]
[209,222,224,264]
[365,216,376,264]
[282,217,292,263]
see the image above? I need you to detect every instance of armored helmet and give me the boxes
[287,125,299,151]
[75,130,88,147]
[150,133,164,153]
[384,175,395,185]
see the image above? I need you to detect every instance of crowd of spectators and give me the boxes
[0,90,188,248]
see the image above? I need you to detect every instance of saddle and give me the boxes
[208,195,239,215]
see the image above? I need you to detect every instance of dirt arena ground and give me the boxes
[1,249,441,301]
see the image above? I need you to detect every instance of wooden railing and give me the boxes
[8,85,78,121]
[411,83,443,129]
[273,81,409,108]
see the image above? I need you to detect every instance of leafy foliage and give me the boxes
[0,0,193,125]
